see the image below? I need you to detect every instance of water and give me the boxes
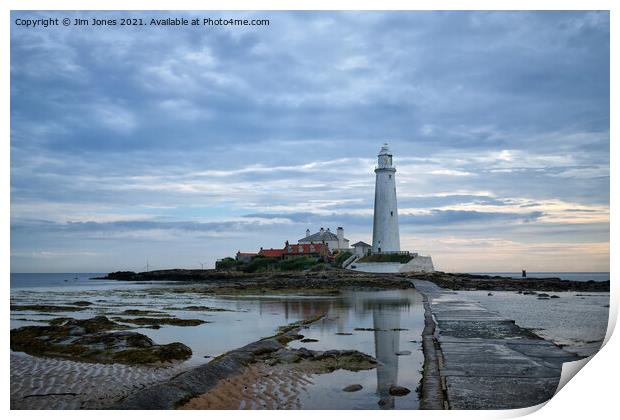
[10,272,159,290]
[458,290,610,357]
[290,289,424,409]
[10,273,425,409]
[471,272,610,282]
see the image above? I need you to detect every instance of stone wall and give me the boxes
[400,256,434,273]
[349,255,435,273]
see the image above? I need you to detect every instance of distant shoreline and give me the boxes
[96,269,610,292]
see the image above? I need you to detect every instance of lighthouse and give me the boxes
[372,143,401,253]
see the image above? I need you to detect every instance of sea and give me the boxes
[11,273,122,289]
[472,272,610,282]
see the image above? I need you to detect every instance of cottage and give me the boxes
[282,241,327,260]
[257,241,328,261]
[352,241,372,257]
[257,247,286,258]
[298,227,349,251]
[235,251,257,263]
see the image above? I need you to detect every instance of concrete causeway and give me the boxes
[412,280,581,410]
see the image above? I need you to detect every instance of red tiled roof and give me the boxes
[258,248,286,258]
[236,252,258,257]
[283,243,324,254]
[257,242,325,258]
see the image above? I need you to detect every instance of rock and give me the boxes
[395,350,411,356]
[167,305,234,312]
[335,332,353,336]
[71,301,93,306]
[113,317,208,327]
[276,349,302,363]
[67,326,86,336]
[11,304,88,312]
[295,347,314,359]
[550,295,560,299]
[10,316,192,364]
[300,338,318,343]
[309,350,378,372]
[114,341,192,364]
[342,384,363,392]
[121,309,167,316]
[488,292,493,296]
[389,385,411,396]
[537,293,550,298]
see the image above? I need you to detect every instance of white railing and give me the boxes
[373,251,411,256]
[342,254,359,268]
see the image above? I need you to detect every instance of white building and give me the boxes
[298,227,350,251]
[346,144,435,273]
[352,241,372,257]
[372,143,401,253]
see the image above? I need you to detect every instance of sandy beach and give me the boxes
[10,352,187,409]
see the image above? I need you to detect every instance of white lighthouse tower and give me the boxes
[372,143,401,254]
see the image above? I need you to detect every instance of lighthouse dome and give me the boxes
[377,143,394,169]
[378,143,391,156]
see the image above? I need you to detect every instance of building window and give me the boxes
[389,174,392,179]
[390,211,393,216]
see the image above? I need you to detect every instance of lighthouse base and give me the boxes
[349,254,434,273]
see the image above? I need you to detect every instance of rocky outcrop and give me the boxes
[10,316,192,365]
[112,317,207,327]
[101,269,412,291]
[100,269,609,292]
[404,271,609,292]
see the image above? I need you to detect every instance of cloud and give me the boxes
[93,103,137,134]
[10,11,609,272]
[244,209,544,226]
[11,218,281,236]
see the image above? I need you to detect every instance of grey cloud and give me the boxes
[10,11,609,272]
[244,209,545,226]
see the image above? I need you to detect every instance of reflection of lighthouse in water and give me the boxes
[373,308,401,409]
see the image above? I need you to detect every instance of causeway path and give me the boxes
[412,280,581,410]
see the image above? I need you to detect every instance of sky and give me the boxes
[10,11,610,273]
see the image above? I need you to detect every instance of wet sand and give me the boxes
[181,362,314,409]
[10,352,187,409]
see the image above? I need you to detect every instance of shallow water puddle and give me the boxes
[288,289,425,409]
